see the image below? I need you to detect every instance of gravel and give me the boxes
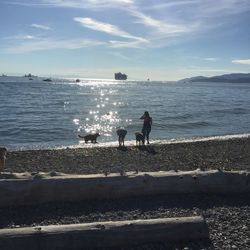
[1,137,250,249]
[0,193,249,249]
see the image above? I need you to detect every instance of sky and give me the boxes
[0,0,250,80]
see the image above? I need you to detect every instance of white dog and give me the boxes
[0,147,7,173]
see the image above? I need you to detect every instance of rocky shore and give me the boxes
[0,193,249,249]
[1,136,250,249]
[4,136,250,174]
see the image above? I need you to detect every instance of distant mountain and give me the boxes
[180,73,250,83]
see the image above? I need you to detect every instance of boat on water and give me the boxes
[43,78,52,82]
[114,72,127,80]
[76,79,81,83]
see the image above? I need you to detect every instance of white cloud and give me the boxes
[31,23,52,30]
[14,0,249,17]
[142,0,198,10]
[143,0,250,18]
[204,58,218,61]
[22,35,36,39]
[109,40,146,49]
[41,0,134,9]
[3,0,250,51]
[2,38,105,54]
[110,52,130,60]
[232,59,250,65]
[2,34,36,40]
[196,0,250,18]
[74,17,148,42]
[130,0,250,41]
[19,0,134,10]
[129,10,196,35]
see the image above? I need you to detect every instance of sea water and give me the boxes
[0,77,250,150]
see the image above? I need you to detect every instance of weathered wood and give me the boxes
[0,170,249,207]
[0,216,208,250]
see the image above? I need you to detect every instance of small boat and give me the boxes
[76,79,81,83]
[43,78,52,82]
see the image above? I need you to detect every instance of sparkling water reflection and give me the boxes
[0,78,250,150]
[77,84,129,138]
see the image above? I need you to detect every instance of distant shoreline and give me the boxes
[179,72,250,83]
[1,72,250,83]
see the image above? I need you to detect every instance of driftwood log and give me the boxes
[0,216,208,250]
[0,170,249,207]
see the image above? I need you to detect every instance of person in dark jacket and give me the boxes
[140,111,152,144]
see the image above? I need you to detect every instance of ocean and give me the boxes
[1,77,250,150]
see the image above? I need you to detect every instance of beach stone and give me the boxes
[6,137,250,174]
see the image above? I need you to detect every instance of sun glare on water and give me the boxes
[70,80,132,142]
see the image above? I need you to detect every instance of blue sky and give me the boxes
[0,0,250,80]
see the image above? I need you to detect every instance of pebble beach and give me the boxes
[5,136,250,174]
[1,136,250,249]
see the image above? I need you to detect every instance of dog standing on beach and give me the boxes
[0,147,7,173]
[78,133,100,143]
[135,132,145,146]
[116,128,127,147]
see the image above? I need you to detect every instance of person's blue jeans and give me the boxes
[142,126,151,144]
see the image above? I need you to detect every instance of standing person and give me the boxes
[0,147,7,173]
[140,111,152,144]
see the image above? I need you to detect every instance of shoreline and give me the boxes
[5,135,250,174]
[5,133,250,152]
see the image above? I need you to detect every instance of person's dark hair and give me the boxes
[144,111,149,117]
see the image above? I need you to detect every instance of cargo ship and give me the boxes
[114,72,127,80]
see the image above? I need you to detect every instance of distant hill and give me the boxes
[180,73,250,83]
